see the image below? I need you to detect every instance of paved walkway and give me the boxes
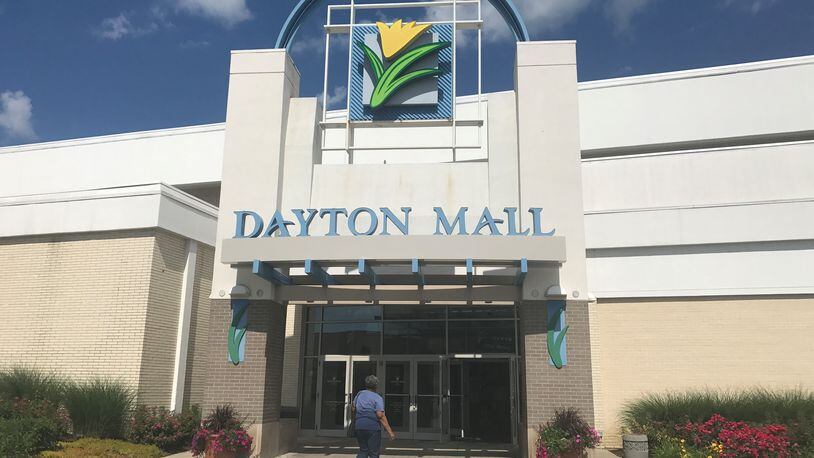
[164,443,620,458]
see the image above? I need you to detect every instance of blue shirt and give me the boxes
[354,390,384,431]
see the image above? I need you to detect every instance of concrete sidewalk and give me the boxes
[164,445,620,458]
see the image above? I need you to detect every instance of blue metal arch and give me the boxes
[275,0,530,50]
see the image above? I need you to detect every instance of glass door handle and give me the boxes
[409,404,418,412]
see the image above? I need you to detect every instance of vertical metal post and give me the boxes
[451,0,458,161]
[477,0,483,151]
[344,0,357,163]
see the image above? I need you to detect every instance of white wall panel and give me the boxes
[310,162,489,236]
[582,141,814,212]
[579,56,814,152]
[0,184,217,244]
[0,125,224,197]
[587,242,814,297]
[585,200,814,249]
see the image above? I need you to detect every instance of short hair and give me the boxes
[364,375,379,389]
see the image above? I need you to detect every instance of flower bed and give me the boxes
[191,405,253,458]
[671,414,798,457]
[535,408,601,458]
[623,389,814,457]
[129,405,201,453]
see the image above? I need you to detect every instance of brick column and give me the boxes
[204,299,286,457]
[514,40,594,456]
[519,301,595,457]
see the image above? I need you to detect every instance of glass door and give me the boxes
[414,360,443,439]
[318,357,348,436]
[446,359,465,440]
[443,357,516,444]
[383,358,442,440]
[317,356,379,437]
[383,361,411,435]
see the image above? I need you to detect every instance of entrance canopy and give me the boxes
[221,235,565,302]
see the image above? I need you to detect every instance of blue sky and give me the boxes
[0,0,812,146]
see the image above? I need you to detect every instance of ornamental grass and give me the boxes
[622,388,814,454]
[63,378,134,439]
[621,388,814,428]
[0,367,67,404]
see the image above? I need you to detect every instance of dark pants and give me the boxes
[355,429,382,458]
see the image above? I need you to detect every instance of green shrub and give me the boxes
[0,367,66,404]
[623,388,814,427]
[621,388,814,448]
[650,439,706,458]
[41,438,162,458]
[0,397,72,438]
[64,379,133,439]
[202,404,244,431]
[0,416,61,456]
[129,405,201,452]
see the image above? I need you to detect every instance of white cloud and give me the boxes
[179,39,211,49]
[291,34,326,55]
[424,0,654,43]
[722,0,778,14]
[173,0,252,28]
[96,12,159,40]
[604,0,653,34]
[483,0,593,41]
[0,91,37,142]
[291,32,349,57]
[318,86,347,109]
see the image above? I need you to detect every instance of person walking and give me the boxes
[352,375,395,458]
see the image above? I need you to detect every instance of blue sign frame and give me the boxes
[349,24,454,121]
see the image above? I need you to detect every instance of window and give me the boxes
[383,321,445,354]
[303,304,517,356]
[322,305,382,321]
[448,320,515,354]
[321,322,382,355]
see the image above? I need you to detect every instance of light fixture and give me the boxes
[544,285,568,299]
[230,284,251,298]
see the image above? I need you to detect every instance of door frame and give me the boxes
[444,355,519,444]
[313,354,518,444]
[381,356,444,441]
[316,355,378,437]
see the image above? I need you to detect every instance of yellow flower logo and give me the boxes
[376,19,431,60]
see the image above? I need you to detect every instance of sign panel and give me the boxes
[349,22,453,121]
[232,207,556,238]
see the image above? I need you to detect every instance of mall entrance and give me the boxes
[299,305,520,444]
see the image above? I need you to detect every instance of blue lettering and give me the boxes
[263,210,296,237]
[348,207,379,236]
[473,208,504,235]
[380,207,411,235]
[234,211,263,238]
[319,208,348,236]
[434,207,468,235]
[504,207,530,236]
[292,209,319,237]
[528,208,556,236]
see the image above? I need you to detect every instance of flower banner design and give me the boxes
[350,23,453,121]
[547,300,569,369]
[227,299,248,365]
[357,20,450,110]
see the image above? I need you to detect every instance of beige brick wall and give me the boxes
[204,300,287,424]
[280,303,303,409]
[520,301,595,456]
[138,230,188,406]
[0,231,155,392]
[0,229,215,408]
[592,296,814,447]
[184,243,214,409]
